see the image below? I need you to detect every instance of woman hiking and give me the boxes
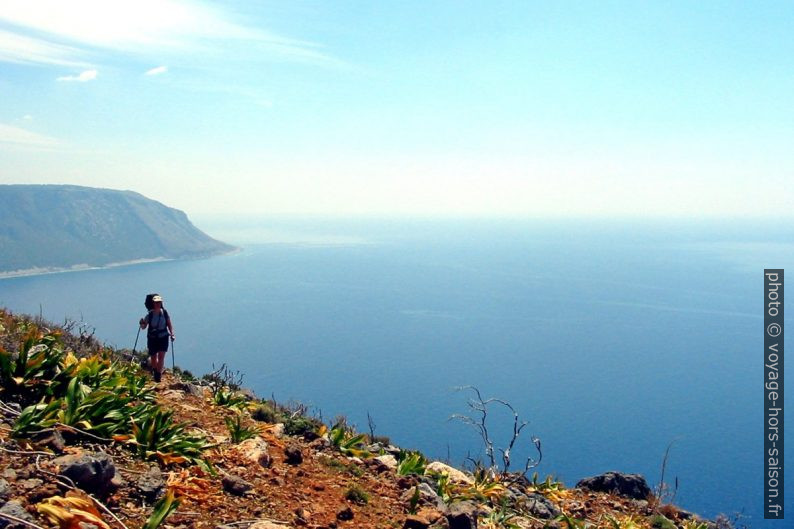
[139,294,174,382]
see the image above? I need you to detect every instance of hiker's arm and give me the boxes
[139,317,148,329]
[167,318,174,340]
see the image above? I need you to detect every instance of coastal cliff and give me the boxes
[0,185,234,276]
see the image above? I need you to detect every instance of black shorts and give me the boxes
[147,335,169,355]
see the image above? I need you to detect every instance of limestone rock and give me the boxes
[373,454,398,471]
[238,437,271,468]
[425,462,473,485]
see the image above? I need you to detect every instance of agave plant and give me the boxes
[329,423,371,458]
[225,414,260,444]
[396,450,427,476]
[0,329,67,405]
[116,408,213,467]
[212,388,248,411]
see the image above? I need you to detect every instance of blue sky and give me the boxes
[1,1,792,217]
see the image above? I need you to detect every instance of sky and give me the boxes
[0,1,792,218]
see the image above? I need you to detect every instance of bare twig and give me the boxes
[450,385,541,477]
[0,512,46,529]
[0,446,59,457]
[367,411,376,442]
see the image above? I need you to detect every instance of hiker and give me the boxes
[139,294,174,382]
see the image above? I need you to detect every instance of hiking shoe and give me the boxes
[154,371,161,383]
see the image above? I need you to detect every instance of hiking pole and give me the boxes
[171,336,176,371]
[133,326,141,354]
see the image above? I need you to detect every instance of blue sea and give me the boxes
[1,217,792,525]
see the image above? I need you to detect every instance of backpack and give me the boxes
[147,308,170,338]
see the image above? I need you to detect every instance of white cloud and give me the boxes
[22,114,33,120]
[0,29,90,68]
[0,0,340,67]
[56,69,97,82]
[0,123,60,148]
[145,65,168,76]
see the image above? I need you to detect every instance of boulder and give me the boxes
[576,471,651,500]
[55,452,116,495]
[136,467,165,502]
[445,501,478,529]
[0,500,36,529]
[30,429,66,453]
[373,454,398,472]
[336,506,354,521]
[400,483,441,507]
[271,423,286,438]
[523,493,560,519]
[425,462,473,485]
[222,474,253,496]
[284,443,303,465]
[238,437,272,468]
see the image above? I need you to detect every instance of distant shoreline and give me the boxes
[0,257,173,280]
[0,247,243,280]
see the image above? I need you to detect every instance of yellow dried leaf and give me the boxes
[37,495,111,529]
[156,452,188,465]
[62,351,78,368]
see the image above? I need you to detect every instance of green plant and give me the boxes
[329,422,371,458]
[284,413,323,437]
[142,489,181,529]
[344,484,370,505]
[225,414,260,443]
[648,515,676,529]
[0,328,67,405]
[117,408,213,468]
[318,455,364,477]
[396,450,427,476]
[464,465,506,502]
[680,521,709,529]
[480,499,519,529]
[551,514,589,529]
[603,515,643,529]
[212,388,248,410]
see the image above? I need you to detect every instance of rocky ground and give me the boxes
[0,310,729,529]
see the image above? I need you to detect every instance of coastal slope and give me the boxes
[0,184,235,275]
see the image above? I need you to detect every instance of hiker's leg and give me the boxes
[149,352,157,371]
[157,350,167,374]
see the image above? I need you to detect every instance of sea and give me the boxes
[1,217,792,526]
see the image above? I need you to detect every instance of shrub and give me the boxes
[251,402,282,423]
[344,484,370,505]
[284,414,322,438]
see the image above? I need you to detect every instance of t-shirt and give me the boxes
[147,310,170,338]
